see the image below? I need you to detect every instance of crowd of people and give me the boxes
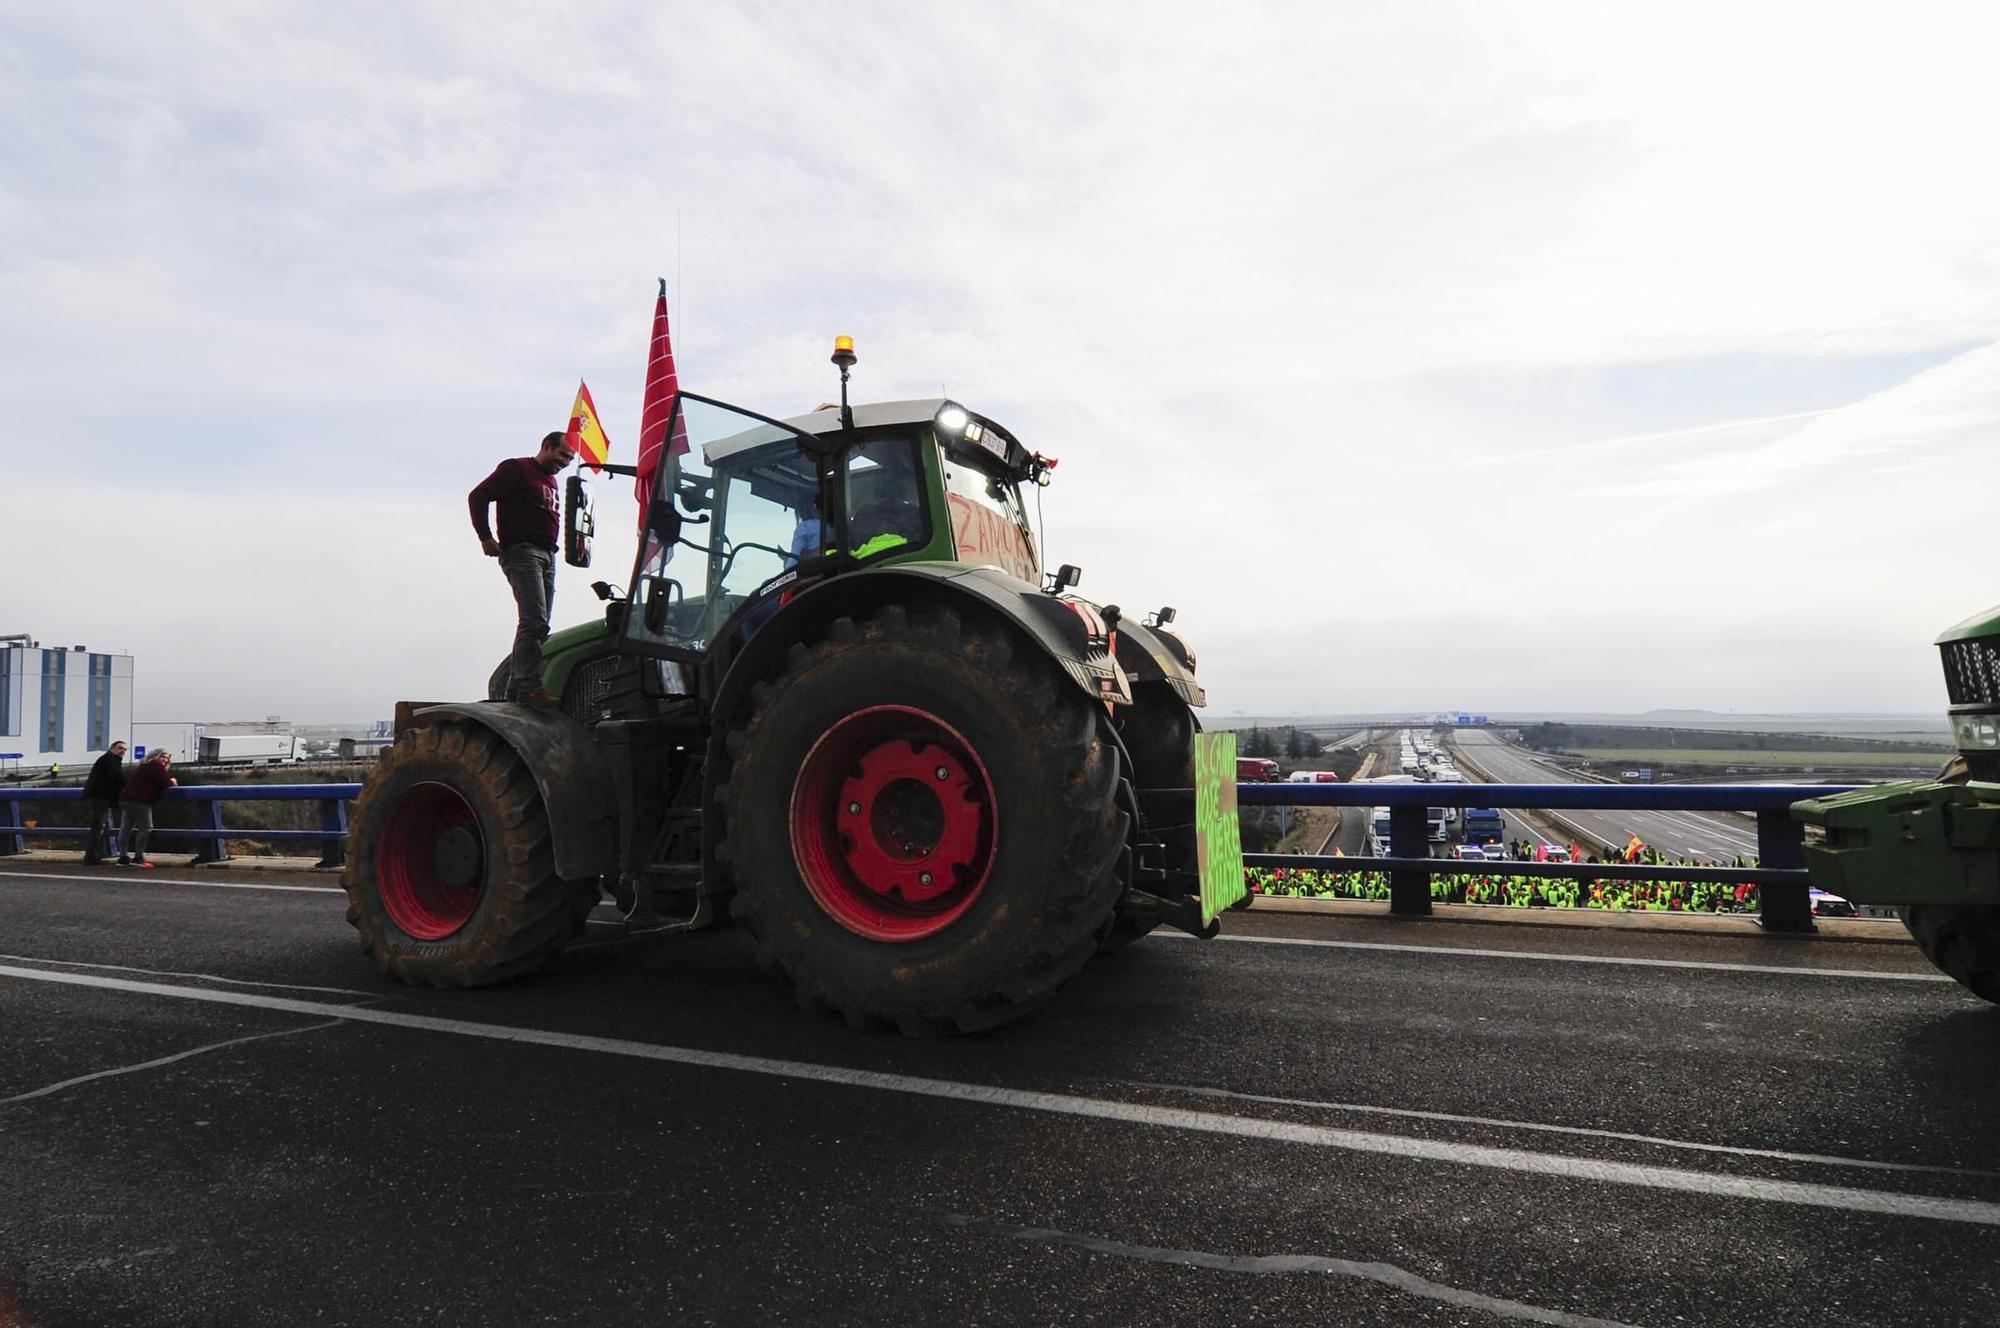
[1246,859,1765,913]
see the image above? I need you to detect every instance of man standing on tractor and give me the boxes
[469,431,575,703]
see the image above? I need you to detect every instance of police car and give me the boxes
[1809,887,1858,918]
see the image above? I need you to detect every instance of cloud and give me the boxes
[7,470,538,721]
[5,3,2000,717]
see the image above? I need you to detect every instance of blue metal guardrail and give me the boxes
[2,779,1854,933]
[0,784,362,868]
[1237,781,1858,933]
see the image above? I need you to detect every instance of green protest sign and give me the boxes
[1194,731,1246,922]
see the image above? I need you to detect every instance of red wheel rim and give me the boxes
[376,781,484,941]
[790,705,998,942]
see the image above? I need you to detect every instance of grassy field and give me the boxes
[1569,748,1943,769]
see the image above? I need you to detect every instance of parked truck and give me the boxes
[197,734,299,765]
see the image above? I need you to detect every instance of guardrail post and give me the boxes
[1388,804,1432,916]
[316,796,348,869]
[1754,809,1813,933]
[190,796,232,865]
[0,798,23,856]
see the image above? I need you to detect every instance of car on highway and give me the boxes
[1286,770,1342,783]
[1452,843,1493,861]
[1539,843,1573,863]
[1809,887,1858,918]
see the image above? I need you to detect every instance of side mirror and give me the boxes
[1147,606,1177,627]
[590,581,625,603]
[641,576,684,634]
[676,475,715,514]
[645,494,684,547]
[564,475,594,568]
[1045,563,1082,595]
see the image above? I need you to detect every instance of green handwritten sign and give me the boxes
[1194,731,1246,923]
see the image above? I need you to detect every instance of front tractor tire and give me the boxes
[724,605,1129,1035]
[342,720,600,986]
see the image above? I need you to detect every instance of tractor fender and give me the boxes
[404,702,619,881]
[1112,619,1206,709]
[711,563,1131,729]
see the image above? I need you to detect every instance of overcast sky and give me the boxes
[6,2,1999,723]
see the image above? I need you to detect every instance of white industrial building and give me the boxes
[0,634,134,774]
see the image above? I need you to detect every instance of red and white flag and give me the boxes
[634,278,689,518]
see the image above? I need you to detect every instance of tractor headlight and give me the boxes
[1951,712,2000,750]
[935,404,970,435]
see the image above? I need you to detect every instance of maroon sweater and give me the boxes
[121,761,174,805]
[469,458,560,550]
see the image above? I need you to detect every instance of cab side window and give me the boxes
[844,438,928,557]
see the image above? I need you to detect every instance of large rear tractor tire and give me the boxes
[723,605,1129,1034]
[342,721,600,986]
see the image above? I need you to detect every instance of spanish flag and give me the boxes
[566,379,612,473]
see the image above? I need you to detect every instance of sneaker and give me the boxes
[136,859,155,869]
[115,855,130,867]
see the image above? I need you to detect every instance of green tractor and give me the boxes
[1794,604,2000,1001]
[342,341,1236,1033]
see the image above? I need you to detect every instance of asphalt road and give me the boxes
[1450,730,1762,862]
[2,861,1996,1327]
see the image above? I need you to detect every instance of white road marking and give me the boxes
[0,1019,345,1106]
[0,963,1991,1226]
[0,868,342,894]
[940,1212,1641,1328]
[1137,1081,1997,1179]
[1175,932,1949,982]
[0,954,379,999]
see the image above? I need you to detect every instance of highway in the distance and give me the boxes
[1451,728,1763,862]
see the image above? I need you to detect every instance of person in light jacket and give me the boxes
[117,750,176,869]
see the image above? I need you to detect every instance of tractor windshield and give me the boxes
[940,450,1038,584]
[623,396,821,657]
[622,398,941,659]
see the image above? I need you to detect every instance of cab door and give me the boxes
[620,394,830,665]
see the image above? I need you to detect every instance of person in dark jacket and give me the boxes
[117,750,176,868]
[81,740,128,864]
[469,431,574,703]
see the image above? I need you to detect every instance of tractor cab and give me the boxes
[615,392,1049,673]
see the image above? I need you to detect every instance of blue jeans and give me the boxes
[501,544,556,695]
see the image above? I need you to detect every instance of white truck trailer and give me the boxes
[197,733,299,765]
